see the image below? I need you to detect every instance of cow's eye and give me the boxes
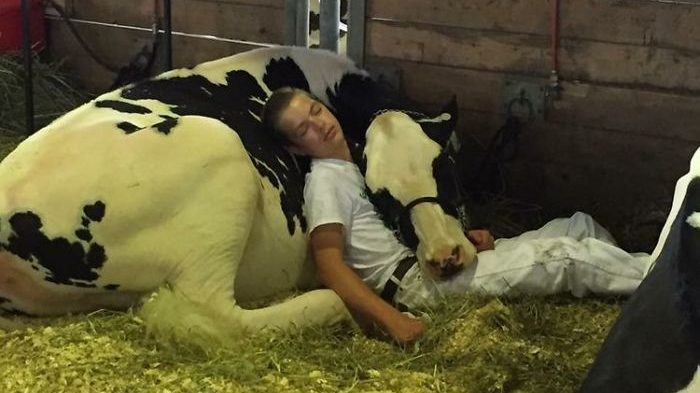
[312,104,322,116]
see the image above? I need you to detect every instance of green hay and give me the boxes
[0,296,619,393]
[0,54,88,134]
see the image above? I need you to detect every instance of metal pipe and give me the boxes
[320,0,340,52]
[548,0,561,97]
[21,0,35,134]
[163,0,173,69]
[550,0,560,74]
[285,0,297,45]
[295,0,309,47]
[44,16,276,47]
[347,0,366,66]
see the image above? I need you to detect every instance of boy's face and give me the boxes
[276,94,347,159]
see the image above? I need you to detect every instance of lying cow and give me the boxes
[579,146,700,393]
[0,47,475,346]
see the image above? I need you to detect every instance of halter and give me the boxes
[404,196,443,213]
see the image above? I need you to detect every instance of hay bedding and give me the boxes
[0,56,622,393]
[0,296,619,393]
[0,298,620,393]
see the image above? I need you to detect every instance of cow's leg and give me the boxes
[133,117,348,347]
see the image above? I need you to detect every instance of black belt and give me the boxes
[380,255,417,311]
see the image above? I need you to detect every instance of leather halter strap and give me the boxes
[404,196,442,213]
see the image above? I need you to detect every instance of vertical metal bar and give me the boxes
[163,0,173,69]
[295,0,309,47]
[285,0,297,45]
[347,0,366,66]
[21,0,35,134]
[320,0,340,52]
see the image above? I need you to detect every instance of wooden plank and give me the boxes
[47,19,264,93]
[449,108,696,182]
[366,20,700,92]
[67,0,156,26]
[64,0,285,44]
[501,160,677,249]
[365,57,700,143]
[171,0,285,43]
[368,0,700,52]
[512,122,697,177]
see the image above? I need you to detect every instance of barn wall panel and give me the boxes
[366,0,700,244]
[60,0,285,43]
[47,20,264,93]
[367,21,700,91]
[369,0,700,52]
[371,57,700,143]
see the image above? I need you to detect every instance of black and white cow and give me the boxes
[0,46,476,347]
[579,147,700,393]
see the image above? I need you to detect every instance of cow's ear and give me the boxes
[421,96,458,147]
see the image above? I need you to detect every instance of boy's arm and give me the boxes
[310,223,425,345]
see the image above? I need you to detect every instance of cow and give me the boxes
[308,0,348,53]
[579,146,700,393]
[0,46,476,347]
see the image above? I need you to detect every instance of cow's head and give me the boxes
[360,99,477,280]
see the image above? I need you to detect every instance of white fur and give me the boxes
[364,112,477,269]
[650,147,700,272]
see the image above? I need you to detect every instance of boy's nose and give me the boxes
[311,119,325,132]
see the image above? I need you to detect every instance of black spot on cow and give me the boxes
[263,56,310,93]
[309,11,320,32]
[579,177,700,393]
[81,217,90,227]
[83,201,106,222]
[154,115,178,135]
[95,100,152,115]
[86,244,106,267]
[119,61,310,235]
[104,284,120,290]
[75,228,92,242]
[0,203,109,287]
[327,73,414,145]
[117,121,142,134]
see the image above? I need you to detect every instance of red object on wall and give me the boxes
[0,0,46,53]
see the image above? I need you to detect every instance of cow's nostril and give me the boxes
[452,246,460,257]
[441,262,463,278]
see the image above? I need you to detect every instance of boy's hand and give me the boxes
[466,229,495,252]
[385,312,427,346]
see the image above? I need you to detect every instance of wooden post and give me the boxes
[347,0,365,66]
[294,0,309,47]
[21,0,35,134]
[320,0,340,52]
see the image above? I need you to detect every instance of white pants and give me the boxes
[395,212,652,309]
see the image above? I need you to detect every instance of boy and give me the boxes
[262,87,651,345]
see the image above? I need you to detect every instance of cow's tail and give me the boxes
[137,285,350,350]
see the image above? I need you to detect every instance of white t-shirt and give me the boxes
[304,158,414,293]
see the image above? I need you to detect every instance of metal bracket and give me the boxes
[502,77,546,122]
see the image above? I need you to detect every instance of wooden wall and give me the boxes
[45,0,700,249]
[46,0,283,91]
[365,0,700,248]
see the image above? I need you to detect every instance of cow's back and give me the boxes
[0,114,263,314]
